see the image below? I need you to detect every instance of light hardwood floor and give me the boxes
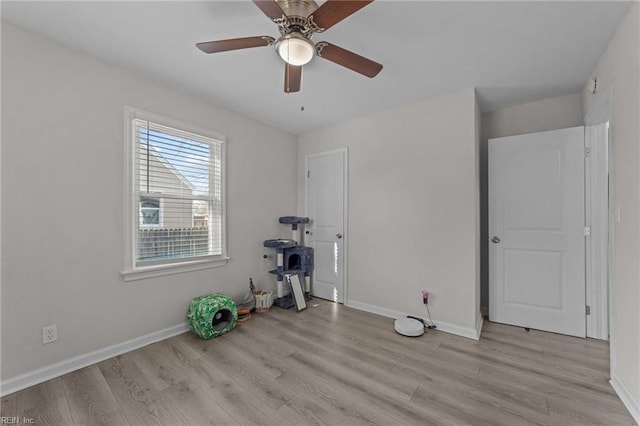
[1,298,635,425]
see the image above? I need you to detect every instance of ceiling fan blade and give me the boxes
[284,63,302,93]
[308,0,373,31]
[316,42,382,78]
[196,36,274,54]
[253,0,287,21]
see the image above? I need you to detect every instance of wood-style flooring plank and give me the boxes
[410,380,549,426]
[283,338,416,401]
[546,393,637,425]
[97,353,185,425]
[485,321,609,355]
[215,326,296,379]
[188,332,297,411]
[61,365,130,425]
[127,340,191,392]
[439,336,612,390]
[0,393,18,418]
[22,396,74,426]
[358,333,482,379]
[15,377,66,415]
[278,365,420,425]
[283,349,451,425]
[277,391,377,426]
[478,362,627,413]
[392,361,550,421]
[183,356,295,425]
[159,380,237,425]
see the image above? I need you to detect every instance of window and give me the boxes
[122,108,227,281]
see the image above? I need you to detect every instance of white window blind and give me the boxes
[133,118,223,265]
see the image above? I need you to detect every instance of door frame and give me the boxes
[304,147,349,303]
[584,84,615,361]
[584,121,609,340]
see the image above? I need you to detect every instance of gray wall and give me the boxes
[582,2,640,411]
[479,93,584,311]
[1,23,297,380]
[297,88,482,335]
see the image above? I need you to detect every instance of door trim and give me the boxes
[584,83,615,369]
[585,121,609,340]
[304,147,349,303]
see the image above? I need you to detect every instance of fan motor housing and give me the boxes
[277,0,318,19]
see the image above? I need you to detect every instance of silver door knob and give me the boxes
[336,233,342,239]
[491,236,500,244]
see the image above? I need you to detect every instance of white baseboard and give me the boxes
[610,372,640,425]
[1,323,189,397]
[345,299,482,340]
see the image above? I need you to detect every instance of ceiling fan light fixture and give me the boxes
[276,33,314,66]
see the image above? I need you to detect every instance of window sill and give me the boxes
[121,257,230,282]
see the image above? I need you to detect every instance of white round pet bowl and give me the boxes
[394,317,424,337]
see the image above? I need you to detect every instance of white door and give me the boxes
[305,149,346,303]
[489,127,585,337]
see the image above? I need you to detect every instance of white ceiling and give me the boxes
[1,1,631,134]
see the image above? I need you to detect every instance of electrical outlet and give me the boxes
[42,325,57,344]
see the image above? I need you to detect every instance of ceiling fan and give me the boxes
[196,0,383,93]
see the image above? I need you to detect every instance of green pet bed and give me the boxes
[187,293,238,339]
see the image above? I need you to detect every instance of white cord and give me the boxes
[425,304,436,328]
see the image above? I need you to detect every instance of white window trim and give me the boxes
[121,106,229,282]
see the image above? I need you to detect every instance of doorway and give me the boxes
[489,126,586,337]
[305,148,348,303]
[488,121,610,339]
